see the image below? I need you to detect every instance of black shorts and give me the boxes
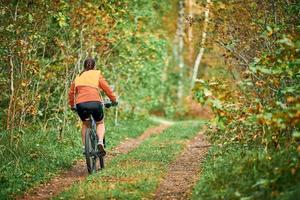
[76,101,104,122]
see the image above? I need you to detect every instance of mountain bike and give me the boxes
[83,101,116,174]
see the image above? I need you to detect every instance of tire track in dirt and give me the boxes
[155,128,210,200]
[17,124,170,200]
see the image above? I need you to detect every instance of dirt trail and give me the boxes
[18,124,170,200]
[155,129,210,200]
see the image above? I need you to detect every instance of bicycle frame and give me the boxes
[81,101,116,173]
[84,115,105,173]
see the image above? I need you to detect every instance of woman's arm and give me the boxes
[98,74,117,102]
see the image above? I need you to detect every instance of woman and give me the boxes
[68,58,117,156]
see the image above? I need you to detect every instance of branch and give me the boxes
[14,1,19,21]
[216,40,250,67]
[7,54,15,130]
[216,40,277,93]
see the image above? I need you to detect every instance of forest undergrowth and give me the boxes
[0,0,299,199]
[0,117,155,199]
[0,0,176,199]
[191,1,300,199]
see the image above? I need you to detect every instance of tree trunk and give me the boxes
[7,55,15,137]
[190,0,211,89]
[177,0,185,102]
[6,1,19,131]
[187,0,194,64]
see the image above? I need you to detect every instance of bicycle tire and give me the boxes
[99,137,105,169]
[90,128,98,172]
[99,156,105,169]
[85,128,95,174]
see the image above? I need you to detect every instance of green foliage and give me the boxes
[192,0,300,199]
[0,0,175,130]
[0,1,181,198]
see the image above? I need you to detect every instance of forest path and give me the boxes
[17,124,170,200]
[155,128,210,200]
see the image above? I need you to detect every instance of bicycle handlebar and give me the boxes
[103,100,118,108]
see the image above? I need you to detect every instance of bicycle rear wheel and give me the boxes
[99,137,105,169]
[85,128,96,174]
[99,156,105,169]
[95,137,105,170]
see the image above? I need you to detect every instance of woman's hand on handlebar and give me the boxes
[111,101,118,106]
[104,100,118,108]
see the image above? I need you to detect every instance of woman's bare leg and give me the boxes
[96,120,106,156]
[96,121,105,144]
[81,121,89,145]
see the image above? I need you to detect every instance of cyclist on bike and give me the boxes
[68,58,117,156]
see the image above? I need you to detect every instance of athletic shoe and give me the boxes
[97,143,106,156]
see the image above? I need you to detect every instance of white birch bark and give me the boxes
[187,0,194,63]
[190,0,212,89]
[177,0,185,102]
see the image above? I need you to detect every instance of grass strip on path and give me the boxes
[19,124,169,200]
[56,120,205,200]
[155,129,209,200]
[0,117,154,199]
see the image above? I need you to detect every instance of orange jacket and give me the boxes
[68,70,116,107]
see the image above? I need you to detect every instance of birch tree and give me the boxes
[187,0,194,63]
[190,0,212,89]
[176,0,185,102]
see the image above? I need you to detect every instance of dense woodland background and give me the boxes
[0,0,299,199]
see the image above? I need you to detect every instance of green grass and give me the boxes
[105,117,155,150]
[191,143,300,200]
[56,120,205,200]
[0,117,154,199]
